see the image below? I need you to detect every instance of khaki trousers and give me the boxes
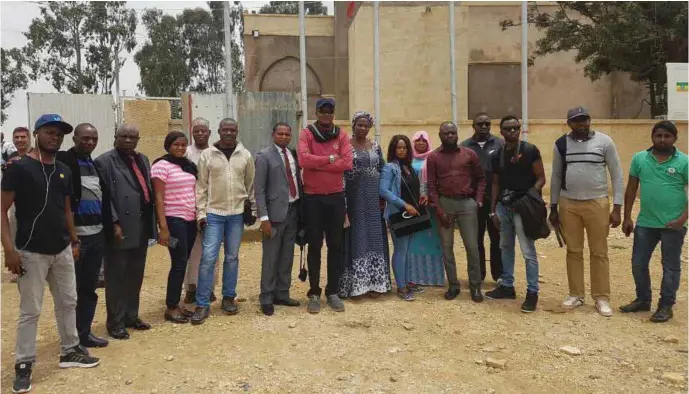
[559,197,610,301]
[184,232,219,290]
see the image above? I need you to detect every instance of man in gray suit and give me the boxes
[255,122,302,316]
[96,124,157,339]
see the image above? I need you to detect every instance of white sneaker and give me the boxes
[595,300,613,317]
[562,296,584,308]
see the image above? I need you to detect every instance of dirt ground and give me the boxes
[1,227,687,394]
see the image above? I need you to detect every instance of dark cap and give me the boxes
[316,98,335,110]
[566,106,590,121]
[34,114,73,134]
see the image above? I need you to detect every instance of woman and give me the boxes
[380,135,423,301]
[339,111,391,298]
[407,131,445,288]
[151,131,198,323]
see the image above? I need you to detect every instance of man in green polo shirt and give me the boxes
[620,120,687,322]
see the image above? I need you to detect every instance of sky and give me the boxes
[0,1,334,132]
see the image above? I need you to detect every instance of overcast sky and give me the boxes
[0,1,334,132]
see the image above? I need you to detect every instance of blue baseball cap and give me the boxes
[316,97,335,110]
[34,114,73,134]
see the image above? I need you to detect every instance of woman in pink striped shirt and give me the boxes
[151,131,198,323]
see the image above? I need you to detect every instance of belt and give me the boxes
[440,194,473,200]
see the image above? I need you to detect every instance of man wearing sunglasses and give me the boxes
[461,113,504,283]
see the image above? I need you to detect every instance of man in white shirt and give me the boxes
[254,122,302,316]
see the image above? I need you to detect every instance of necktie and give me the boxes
[129,154,150,203]
[282,147,297,198]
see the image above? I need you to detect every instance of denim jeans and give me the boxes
[390,229,412,289]
[165,217,197,309]
[196,213,244,307]
[496,203,539,293]
[632,226,687,307]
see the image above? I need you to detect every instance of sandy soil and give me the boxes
[1,227,687,394]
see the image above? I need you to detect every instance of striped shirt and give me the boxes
[75,157,103,236]
[150,159,197,221]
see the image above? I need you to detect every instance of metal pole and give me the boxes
[223,1,235,119]
[449,1,457,126]
[115,54,121,126]
[373,1,381,143]
[521,1,529,142]
[299,1,308,129]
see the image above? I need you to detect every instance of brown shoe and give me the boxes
[164,308,189,324]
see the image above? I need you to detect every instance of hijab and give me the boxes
[412,130,432,187]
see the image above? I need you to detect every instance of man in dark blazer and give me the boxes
[95,124,157,339]
[254,122,302,316]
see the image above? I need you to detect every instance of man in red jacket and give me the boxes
[297,98,353,314]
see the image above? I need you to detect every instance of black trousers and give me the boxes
[104,232,149,331]
[477,200,503,282]
[165,217,197,309]
[303,193,346,297]
[75,231,105,341]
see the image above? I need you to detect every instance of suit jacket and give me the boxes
[95,148,157,250]
[254,145,303,223]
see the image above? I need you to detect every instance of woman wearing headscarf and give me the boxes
[407,131,446,288]
[151,131,199,323]
[338,111,392,298]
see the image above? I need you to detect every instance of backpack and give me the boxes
[554,135,568,190]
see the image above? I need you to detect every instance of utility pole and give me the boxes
[373,1,381,143]
[223,1,235,119]
[521,1,529,142]
[299,1,307,129]
[115,54,121,126]
[449,1,457,126]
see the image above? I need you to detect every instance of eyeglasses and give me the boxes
[501,126,520,132]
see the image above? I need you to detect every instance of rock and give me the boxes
[389,376,398,383]
[336,374,348,381]
[253,364,264,370]
[485,357,507,370]
[402,322,414,331]
[288,322,297,329]
[482,347,498,353]
[661,373,685,384]
[474,360,484,365]
[538,278,547,284]
[165,355,174,361]
[125,380,133,385]
[663,335,680,344]
[559,346,583,356]
[387,347,401,355]
[589,374,602,380]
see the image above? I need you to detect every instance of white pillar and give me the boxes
[521,1,529,141]
[449,1,457,126]
[299,1,308,129]
[223,1,235,119]
[373,1,381,143]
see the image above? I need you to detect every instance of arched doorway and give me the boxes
[260,56,323,115]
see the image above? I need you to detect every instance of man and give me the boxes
[2,114,100,394]
[427,121,486,302]
[183,117,218,304]
[484,115,546,313]
[297,98,352,314]
[96,124,156,339]
[549,106,624,317]
[255,122,302,316]
[460,113,504,282]
[192,118,255,325]
[12,126,31,157]
[56,124,109,348]
[620,121,687,322]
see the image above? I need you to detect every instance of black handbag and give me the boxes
[388,170,432,237]
[243,199,256,226]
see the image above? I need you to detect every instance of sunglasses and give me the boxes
[475,122,491,127]
[501,126,520,132]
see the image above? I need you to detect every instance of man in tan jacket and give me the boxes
[191,118,256,325]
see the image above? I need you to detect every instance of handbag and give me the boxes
[243,199,256,226]
[388,168,432,237]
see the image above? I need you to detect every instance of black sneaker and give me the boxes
[221,296,239,315]
[485,285,517,300]
[521,291,538,313]
[470,287,484,303]
[191,306,210,325]
[650,305,673,323]
[619,299,651,313]
[58,347,100,368]
[13,362,32,393]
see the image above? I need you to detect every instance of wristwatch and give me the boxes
[329,154,335,164]
[488,213,496,218]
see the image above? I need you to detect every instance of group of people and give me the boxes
[1,99,686,393]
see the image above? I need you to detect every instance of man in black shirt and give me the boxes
[1,114,101,394]
[485,115,546,313]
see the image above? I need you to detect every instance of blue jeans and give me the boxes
[497,203,539,293]
[389,228,411,290]
[632,226,687,307]
[196,213,244,307]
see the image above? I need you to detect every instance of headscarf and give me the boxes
[351,111,375,128]
[412,130,432,187]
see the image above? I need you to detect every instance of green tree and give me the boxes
[259,1,328,15]
[501,2,688,117]
[1,48,29,124]
[23,1,137,94]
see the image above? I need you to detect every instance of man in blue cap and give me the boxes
[2,114,101,394]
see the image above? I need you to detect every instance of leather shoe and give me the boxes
[108,327,130,340]
[164,309,189,324]
[444,287,460,300]
[274,298,300,307]
[261,304,275,316]
[470,288,484,303]
[125,318,151,330]
[81,333,109,348]
[619,299,651,313]
[191,306,210,325]
[650,305,673,323]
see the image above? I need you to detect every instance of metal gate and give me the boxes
[27,93,117,158]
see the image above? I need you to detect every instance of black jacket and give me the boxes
[56,148,104,212]
[460,135,504,202]
[511,188,550,240]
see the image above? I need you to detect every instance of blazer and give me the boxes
[56,148,104,211]
[254,145,303,223]
[95,148,157,250]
